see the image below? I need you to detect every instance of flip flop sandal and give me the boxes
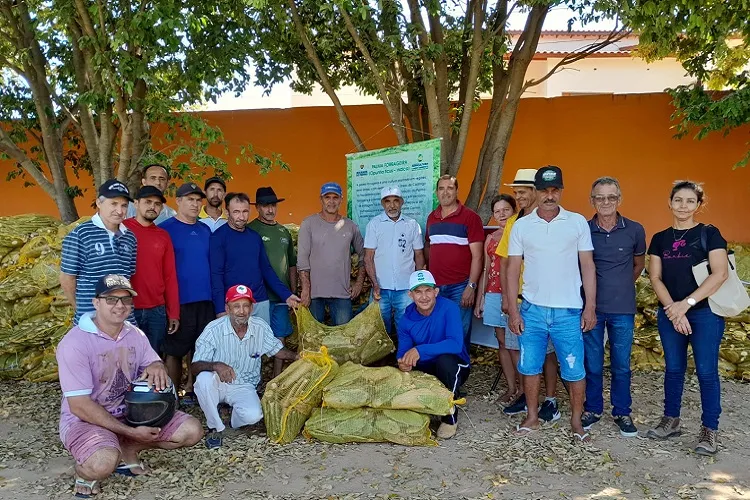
[74,477,99,498]
[514,424,537,436]
[573,432,591,443]
[114,462,149,477]
[179,391,198,407]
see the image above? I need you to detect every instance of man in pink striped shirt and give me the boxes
[57,275,202,498]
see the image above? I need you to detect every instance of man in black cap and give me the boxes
[199,176,228,232]
[123,186,180,354]
[506,165,597,442]
[126,164,176,225]
[159,183,214,403]
[60,179,138,324]
[248,187,298,376]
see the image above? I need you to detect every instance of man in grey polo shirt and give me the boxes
[581,177,646,437]
[126,164,176,224]
[364,186,425,336]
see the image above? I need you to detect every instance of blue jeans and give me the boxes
[270,302,293,338]
[134,306,167,354]
[518,301,585,382]
[657,307,725,430]
[584,313,635,416]
[310,298,353,326]
[370,289,412,335]
[438,280,473,349]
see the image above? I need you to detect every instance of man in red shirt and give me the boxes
[123,186,180,354]
[424,174,484,350]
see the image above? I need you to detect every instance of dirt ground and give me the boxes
[0,366,749,500]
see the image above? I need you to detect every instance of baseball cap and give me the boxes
[225,284,255,303]
[409,270,437,291]
[534,165,564,190]
[504,169,538,188]
[176,182,206,198]
[95,274,138,297]
[380,186,403,200]
[98,179,133,202]
[320,182,343,197]
[134,186,166,203]
[204,176,226,191]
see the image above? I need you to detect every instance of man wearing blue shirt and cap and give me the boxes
[397,270,470,440]
[298,182,365,325]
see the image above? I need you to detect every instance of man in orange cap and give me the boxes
[190,284,299,448]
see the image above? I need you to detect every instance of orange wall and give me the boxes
[1,93,749,241]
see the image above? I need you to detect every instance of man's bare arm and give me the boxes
[59,272,77,309]
[274,348,299,361]
[68,396,139,438]
[414,249,425,271]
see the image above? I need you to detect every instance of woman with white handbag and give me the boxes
[645,181,730,456]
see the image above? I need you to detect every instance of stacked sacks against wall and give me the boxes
[0,215,88,382]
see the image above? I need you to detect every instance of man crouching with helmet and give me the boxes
[56,275,203,498]
[191,284,299,449]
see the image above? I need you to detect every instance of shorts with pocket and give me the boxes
[163,300,215,357]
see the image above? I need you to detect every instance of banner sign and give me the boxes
[346,139,441,236]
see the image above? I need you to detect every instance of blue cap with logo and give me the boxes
[320,182,342,197]
[98,179,133,202]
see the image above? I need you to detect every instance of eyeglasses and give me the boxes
[98,295,134,306]
[592,195,620,204]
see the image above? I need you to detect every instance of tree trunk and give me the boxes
[54,192,80,223]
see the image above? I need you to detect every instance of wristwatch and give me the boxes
[467,282,477,290]
[686,297,697,307]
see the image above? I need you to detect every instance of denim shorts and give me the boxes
[505,329,555,354]
[270,302,293,338]
[482,293,507,328]
[517,300,585,382]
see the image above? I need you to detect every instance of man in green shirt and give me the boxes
[248,187,298,377]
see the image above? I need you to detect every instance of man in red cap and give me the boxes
[190,284,299,449]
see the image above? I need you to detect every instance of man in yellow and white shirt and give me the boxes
[199,177,228,232]
[495,168,559,420]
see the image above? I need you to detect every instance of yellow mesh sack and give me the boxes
[322,362,463,416]
[11,295,54,324]
[23,347,58,382]
[0,267,39,302]
[261,347,339,444]
[304,407,437,446]
[18,234,57,264]
[0,214,61,249]
[295,302,394,365]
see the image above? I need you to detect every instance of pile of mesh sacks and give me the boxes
[0,214,89,383]
[261,304,461,445]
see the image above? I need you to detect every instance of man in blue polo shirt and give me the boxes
[398,270,470,440]
[364,186,425,336]
[159,182,214,401]
[581,177,646,437]
[210,192,301,325]
[60,179,138,324]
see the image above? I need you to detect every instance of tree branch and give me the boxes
[0,126,55,195]
[286,0,365,150]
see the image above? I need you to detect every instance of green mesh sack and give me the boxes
[295,302,394,365]
[11,295,54,323]
[261,347,339,444]
[322,362,462,416]
[304,407,436,446]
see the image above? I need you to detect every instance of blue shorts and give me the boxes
[482,293,507,328]
[517,300,585,382]
[270,302,293,338]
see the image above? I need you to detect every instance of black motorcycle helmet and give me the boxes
[124,379,177,428]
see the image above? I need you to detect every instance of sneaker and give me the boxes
[437,422,457,439]
[581,411,602,430]
[538,400,561,422]
[646,416,681,440]
[614,415,638,437]
[205,429,223,449]
[503,394,527,416]
[694,426,718,456]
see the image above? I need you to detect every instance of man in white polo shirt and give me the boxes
[364,186,425,336]
[191,284,299,449]
[506,165,597,443]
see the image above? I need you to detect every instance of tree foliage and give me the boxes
[242,0,626,219]
[0,0,289,222]
[616,0,750,166]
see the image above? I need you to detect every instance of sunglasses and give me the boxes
[98,295,134,306]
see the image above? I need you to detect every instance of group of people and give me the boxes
[53,162,732,498]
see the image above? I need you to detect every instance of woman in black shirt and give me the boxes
[646,181,728,456]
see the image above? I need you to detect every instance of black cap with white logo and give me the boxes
[135,186,166,203]
[176,182,206,198]
[98,179,133,202]
[534,165,564,190]
[95,274,138,297]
